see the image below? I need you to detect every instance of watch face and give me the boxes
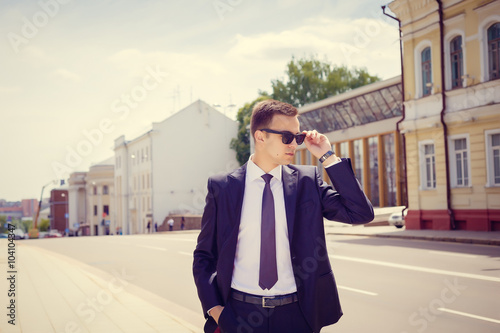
[321,151,333,162]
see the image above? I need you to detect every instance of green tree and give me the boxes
[39,218,50,232]
[263,56,380,107]
[0,215,6,234]
[230,95,270,165]
[22,219,33,232]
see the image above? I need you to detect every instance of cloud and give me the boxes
[226,16,400,77]
[107,48,227,83]
[0,86,21,94]
[52,68,81,82]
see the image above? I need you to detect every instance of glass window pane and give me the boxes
[456,153,463,185]
[492,133,500,146]
[421,47,432,96]
[383,134,397,206]
[431,156,436,187]
[340,142,349,159]
[426,157,432,187]
[354,139,364,186]
[494,149,500,184]
[369,137,379,207]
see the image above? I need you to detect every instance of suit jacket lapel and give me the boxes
[282,165,298,242]
[227,163,246,231]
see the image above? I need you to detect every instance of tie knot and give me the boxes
[262,174,273,184]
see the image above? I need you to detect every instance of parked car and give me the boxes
[46,230,63,238]
[13,229,26,239]
[388,210,407,228]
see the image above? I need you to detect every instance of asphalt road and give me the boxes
[26,230,500,333]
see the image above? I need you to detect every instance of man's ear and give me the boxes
[254,130,265,144]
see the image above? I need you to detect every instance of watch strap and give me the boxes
[319,150,335,163]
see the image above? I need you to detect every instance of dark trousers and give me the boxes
[217,295,312,333]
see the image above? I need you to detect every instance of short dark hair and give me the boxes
[250,99,298,139]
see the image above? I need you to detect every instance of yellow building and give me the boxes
[389,0,500,231]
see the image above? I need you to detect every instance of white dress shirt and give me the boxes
[231,156,297,296]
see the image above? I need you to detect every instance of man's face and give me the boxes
[260,114,301,166]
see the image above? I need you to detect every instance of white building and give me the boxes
[114,100,238,235]
[68,158,115,236]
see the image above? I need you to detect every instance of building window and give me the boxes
[449,136,470,187]
[421,47,432,96]
[383,134,397,206]
[103,205,109,216]
[368,137,379,207]
[93,186,97,195]
[420,142,436,189]
[94,205,97,216]
[354,139,364,186]
[340,142,349,159]
[488,23,500,81]
[450,36,463,89]
[103,185,109,195]
[486,130,500,186]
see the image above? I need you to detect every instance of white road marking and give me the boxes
[136,245,168,251]
[338,285,378,296]
[178,251,193,256]
[428,250,477,259]
[330,255,500,283]
[438,308,500,324]
[105,241,132,246]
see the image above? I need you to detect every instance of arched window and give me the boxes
[450,36,463,88]
[421,47,432,96]
[488,22,500,80]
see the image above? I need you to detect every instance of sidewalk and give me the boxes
[325,222,500,246]
[1,241,200,333]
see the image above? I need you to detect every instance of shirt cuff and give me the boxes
[207,305,220,317]
[324,157,342,168]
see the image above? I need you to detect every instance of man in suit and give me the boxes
[193,99,374,333]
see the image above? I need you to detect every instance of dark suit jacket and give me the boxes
[193,158,374,332]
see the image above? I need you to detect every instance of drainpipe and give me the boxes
[382,5,408,217]
[436,0,455,229]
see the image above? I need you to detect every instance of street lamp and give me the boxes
[30,179,62,239]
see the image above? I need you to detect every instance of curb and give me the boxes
[327,232,500,246]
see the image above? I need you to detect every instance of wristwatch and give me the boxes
[319,150,335,163]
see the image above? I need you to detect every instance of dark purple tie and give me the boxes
[259,174,278,290]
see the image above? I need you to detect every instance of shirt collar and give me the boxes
[247,155,282,183]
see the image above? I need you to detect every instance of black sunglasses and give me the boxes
[260,129,306,145]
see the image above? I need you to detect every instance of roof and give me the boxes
[298,76,403,133]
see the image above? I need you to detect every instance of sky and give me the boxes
[0,0,401,201]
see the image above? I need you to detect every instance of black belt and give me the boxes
[231,289,298,308]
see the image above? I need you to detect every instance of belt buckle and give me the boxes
[262,296,275,308]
